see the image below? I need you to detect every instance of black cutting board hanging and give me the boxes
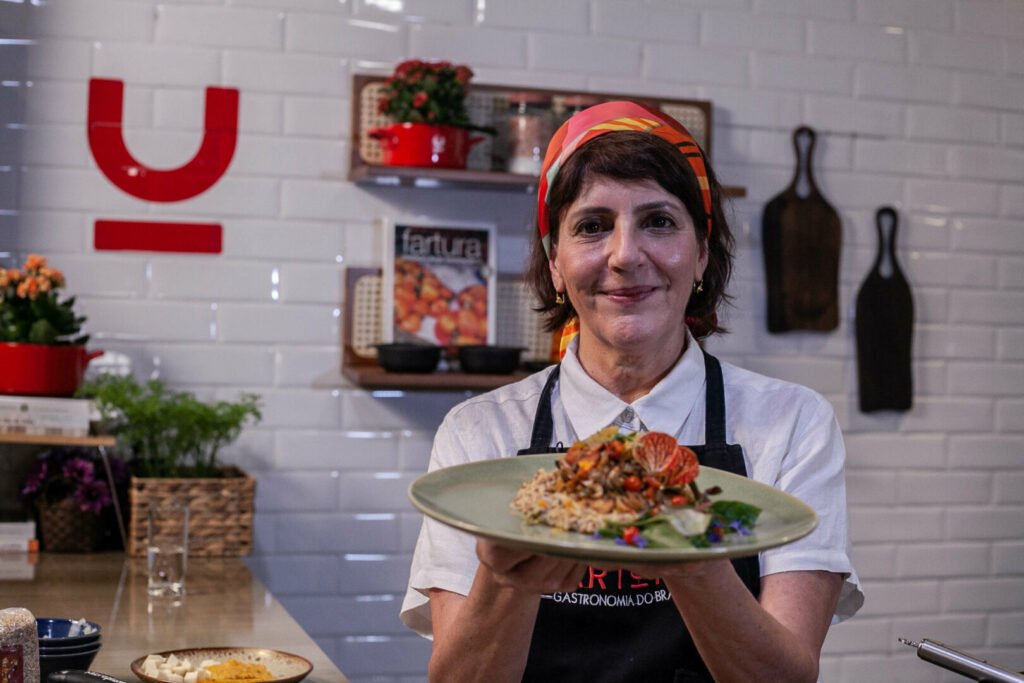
[855,207,914,413]
[762,126,842,332]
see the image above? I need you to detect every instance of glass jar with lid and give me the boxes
[504,92,554,176]
[557,94,601,128]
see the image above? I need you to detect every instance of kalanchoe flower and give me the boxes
[1,253,87,344]
[74,479,112,515]
[19,461,49,498]
[18,447,127,516]
[62,457,96,483]
[377,58,476,129]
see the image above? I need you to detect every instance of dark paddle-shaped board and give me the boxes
[855,207,914,412]
[762,126,842,332]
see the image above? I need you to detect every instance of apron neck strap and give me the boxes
[518,350,729,454]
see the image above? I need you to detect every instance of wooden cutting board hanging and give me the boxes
[855,207,914,412]
[762,126,842,332]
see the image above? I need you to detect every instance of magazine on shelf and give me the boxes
[381,219,497,347]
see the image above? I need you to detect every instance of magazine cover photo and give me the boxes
[382,220,496,347]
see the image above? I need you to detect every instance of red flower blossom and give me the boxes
[412,91,429,108]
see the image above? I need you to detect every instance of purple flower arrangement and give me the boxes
[19,447,127,515]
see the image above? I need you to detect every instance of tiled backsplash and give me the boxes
[3,1,1023,681]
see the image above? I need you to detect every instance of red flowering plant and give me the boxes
[378,59,481,129]
[0,253,87,345]
[19,447,128,515]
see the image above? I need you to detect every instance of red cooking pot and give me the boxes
[0,343,104,397]
[369,123,484,169]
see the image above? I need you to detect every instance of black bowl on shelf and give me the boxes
[458,345,525,375]
[374,343,442,373]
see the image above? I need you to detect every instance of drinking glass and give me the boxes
[147,501,189,597]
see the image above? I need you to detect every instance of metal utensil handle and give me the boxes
[900,638,1024,683]
[48,671,132,683]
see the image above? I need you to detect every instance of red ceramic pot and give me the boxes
[0,343,104,397]
[369,123,483,169]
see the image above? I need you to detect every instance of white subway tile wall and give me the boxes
[2,1,1023,680]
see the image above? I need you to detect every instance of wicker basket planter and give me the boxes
[127,467,255,557]
[37,498,105,553]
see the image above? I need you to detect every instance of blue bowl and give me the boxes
[36,618,101,646]
[39,644,102,682]
[39,637,103,655]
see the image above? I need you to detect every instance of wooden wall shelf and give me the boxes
[349,163,747,198]
[0,433,116,448]
[341,364,531,391]
[342,267,541,392]
[348,76,746,198]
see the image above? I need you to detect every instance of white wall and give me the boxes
[2,1,1023,681]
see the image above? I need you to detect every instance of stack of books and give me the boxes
[0,521,38,580]
[0,395,92,437]
[0,520,38,554]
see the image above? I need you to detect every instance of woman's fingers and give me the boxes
[477,539,586,593]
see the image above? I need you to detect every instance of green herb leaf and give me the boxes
[709,500,762,527]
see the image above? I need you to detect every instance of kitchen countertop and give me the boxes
[0,552,349,683]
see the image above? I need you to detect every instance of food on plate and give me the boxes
[139,654,274,683]
[206,659,275,683]
[510,427,761,549]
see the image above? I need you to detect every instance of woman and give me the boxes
[401,101,863,682]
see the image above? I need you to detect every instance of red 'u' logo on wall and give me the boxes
[87,78,239,253]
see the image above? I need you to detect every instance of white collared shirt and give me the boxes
[401,333,864,637]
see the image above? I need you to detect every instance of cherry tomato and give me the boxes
[624,475,643,492]
[622,526,640,545]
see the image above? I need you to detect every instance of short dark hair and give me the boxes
[525,130,735,336]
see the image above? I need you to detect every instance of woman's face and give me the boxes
[549,176,707,359]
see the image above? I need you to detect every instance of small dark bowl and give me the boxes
[458,345,525,375]
[39,637,103,655]
[375,343,442,373]
[36,618,101,647]
[39,643,102,682]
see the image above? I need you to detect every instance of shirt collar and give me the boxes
[559,331,706,441]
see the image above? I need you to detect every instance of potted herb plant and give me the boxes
[369,59,487,169]
[19,447,128,552]
[77,374,262,557]
[0,254,102,396]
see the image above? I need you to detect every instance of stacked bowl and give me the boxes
[37,618,103,681]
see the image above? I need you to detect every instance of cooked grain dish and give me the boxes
[510,428,700,535]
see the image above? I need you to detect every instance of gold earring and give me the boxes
[555,292,566,305]
[693,280,704,294]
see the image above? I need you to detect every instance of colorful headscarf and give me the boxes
[537,100,712,258]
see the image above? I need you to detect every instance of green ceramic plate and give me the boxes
[409,454,818,563]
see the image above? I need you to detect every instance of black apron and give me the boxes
[515,351,761,683]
